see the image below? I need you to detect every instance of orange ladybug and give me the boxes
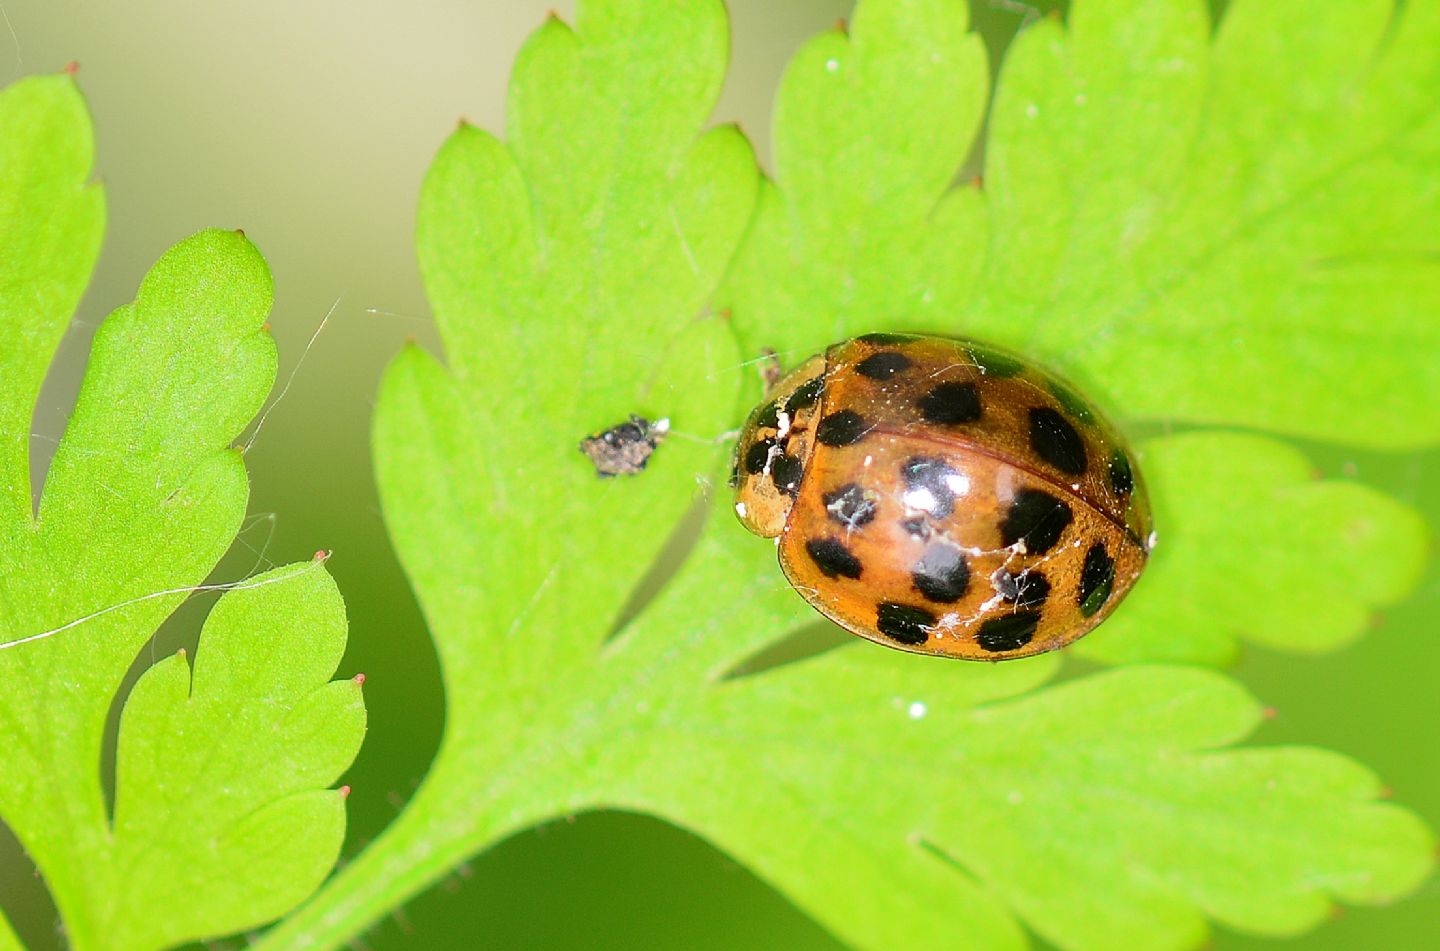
[731,334,1152,660]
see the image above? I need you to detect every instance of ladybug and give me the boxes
[730,333,1152,661]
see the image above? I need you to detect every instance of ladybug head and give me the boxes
[731,355,826,539]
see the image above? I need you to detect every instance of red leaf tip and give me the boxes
[353,672,367,686]
[339,785,351,799]
[1261,706,1278,720]
[313,549,331,563]
[63,61,80,75]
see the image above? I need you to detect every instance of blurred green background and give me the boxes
[3,1,1436,948]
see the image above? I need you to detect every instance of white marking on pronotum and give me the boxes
[0,551,332,651]
[243,295,342,454]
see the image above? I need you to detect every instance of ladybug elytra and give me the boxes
[731,334,1151,661]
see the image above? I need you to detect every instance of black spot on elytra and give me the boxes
[876,602,935,645]
[1109,450,1134,497]
[912,544,970,603]
[900,456,962,519]
[995,569,1051,610]
[966,345,1025,378]
[770,453,803,497]
[999,489,1073,556]
[787,376,825,411]
[753,400,780,430]
[744,438,776,475]
[823,483,878,529]
[1078,542,1116,617]
[857,332,918,346]
[918,382,981,425]
[856,350,914,380]
[1029,407,1088,475]
[816,410,868,447]
[806,537,863,579]
[976,612,1039,652]
[1047,381,1095,424]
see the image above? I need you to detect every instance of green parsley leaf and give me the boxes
[972,0,1440,450]
[275,2,1437,950]
[0,72,104,523]
[0,73,364,951]
[1077,431,1428,666]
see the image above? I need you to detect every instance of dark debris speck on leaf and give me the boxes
[579,414,669,477]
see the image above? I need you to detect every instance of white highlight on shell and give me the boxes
[945,472,971,495]
[734,501,748,519]
[1147,530,1159,551]
[776,410,792,438]
[902,487,939,513]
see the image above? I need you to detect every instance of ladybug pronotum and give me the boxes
[731,333,1152,661]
